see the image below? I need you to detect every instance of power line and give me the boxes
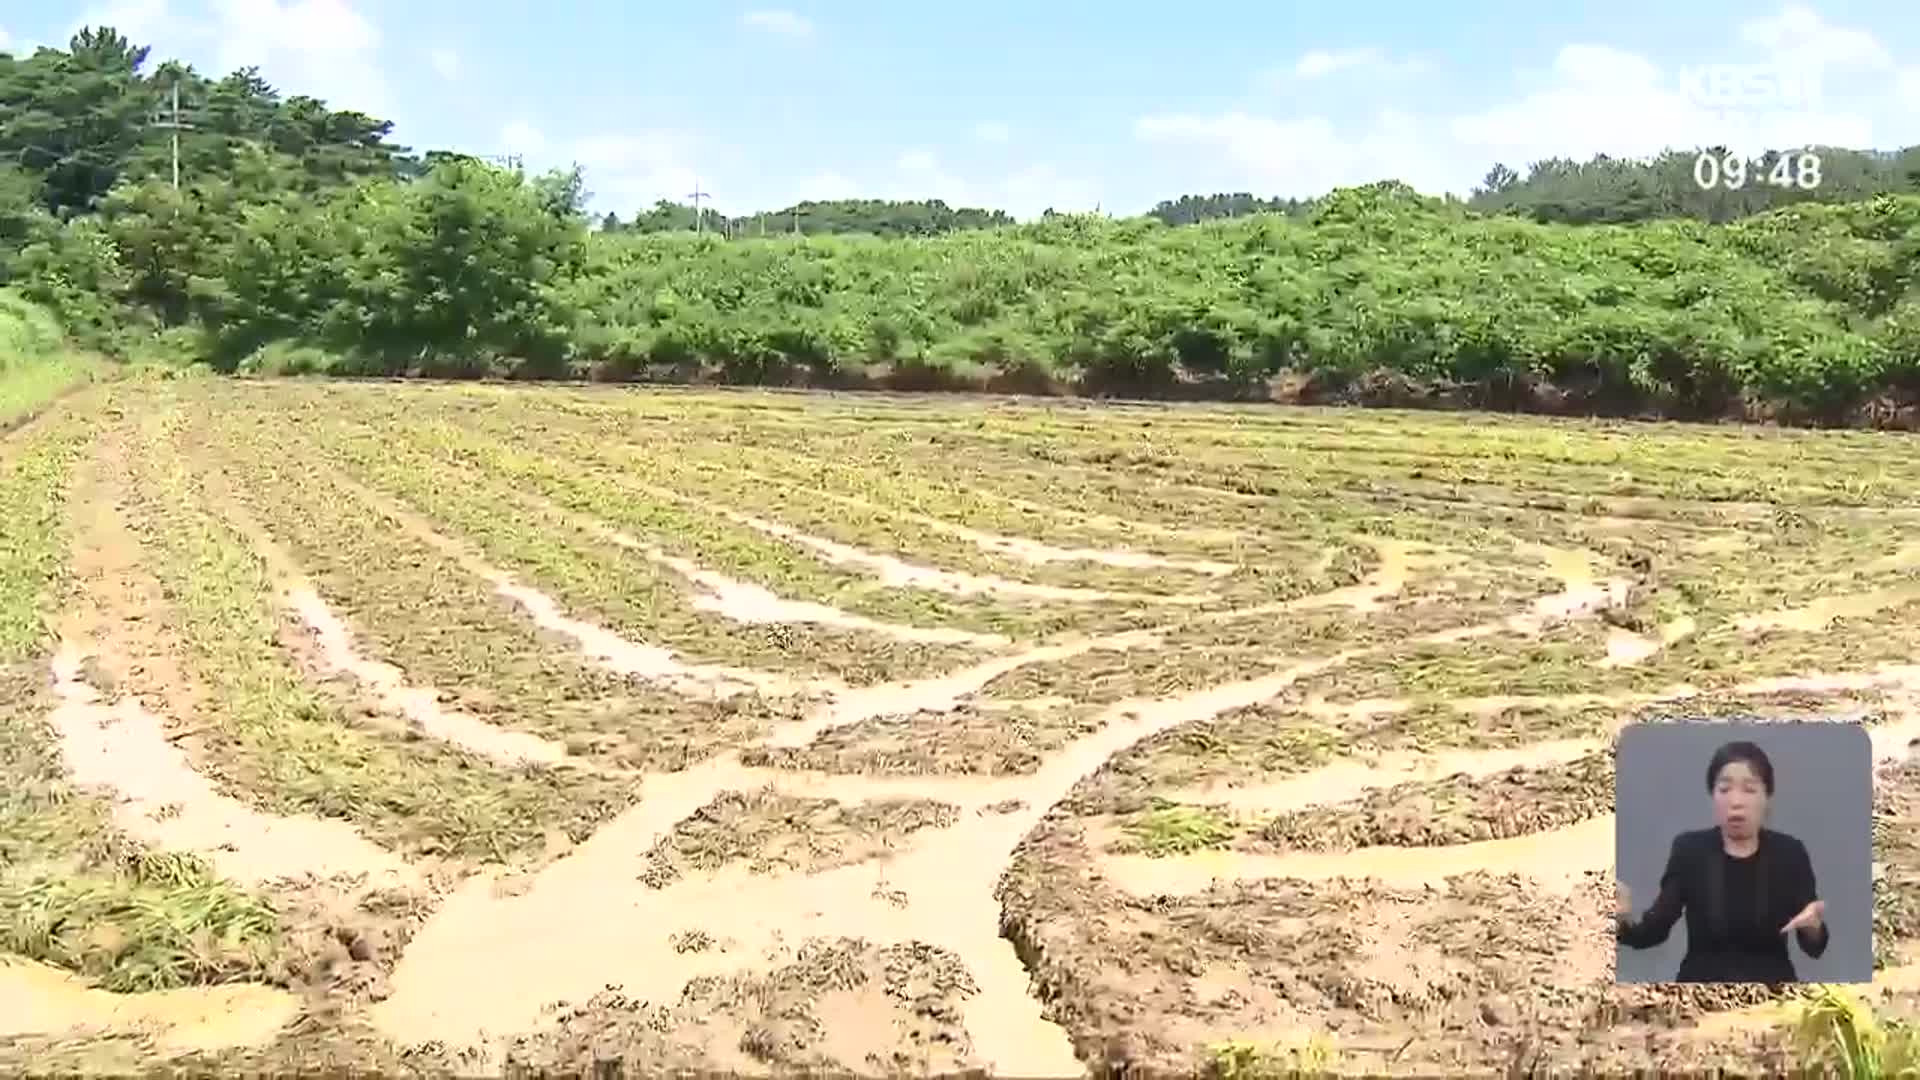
[148,75,195,190]
[687,181,710,234]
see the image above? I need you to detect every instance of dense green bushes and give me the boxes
[11,160,1920,421]
[552,183,1920,419]
[10,24,1920,424]
[2,155,586,375]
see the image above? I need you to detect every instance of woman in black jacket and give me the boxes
[1616,740,1829,983]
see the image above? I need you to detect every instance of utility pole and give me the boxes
[150,76,195,190]
[688,182,709,234]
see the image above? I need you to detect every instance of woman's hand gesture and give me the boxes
[1616,880,1630,917]
[1782,899,1826,936]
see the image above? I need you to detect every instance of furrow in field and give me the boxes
[735,538,1522,780]
[729,451,1255,561]
[483,397,1352,546]
[711,462,1241,575]
[112,393,628,864]
[1152,736,1608,818]
[283,413,997,685]
[300,431,1162,776]
[1099,816,1615,898]
[319,467,804,699]
[201,477,572,768]
[533,495,1012,647]
[421,392,1267,557]
[656,484,1214,604]
[0,408,294,1028]
[349,410,1066,639]
[282,585,569,768]
[426,401,1253,599]
[55,432,414,888]
[195,411,791,772]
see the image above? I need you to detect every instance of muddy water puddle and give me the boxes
[1100,815,1615,898]
[764,633,1155,750]
[1737,585,1920,635]
[567,512,1012,647]
[338,474,802,698]
[1159,737,1605,818]
[1509,543,1632,632]
[46,645,411,888]
[372,655,1346,1073]
[287,586,569,767]
[1290,538,1420,613]
[1603,616,1696,668]
[0,958,298,1053]
[635,480,1214,605]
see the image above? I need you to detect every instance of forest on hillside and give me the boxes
[6,27,1920,425]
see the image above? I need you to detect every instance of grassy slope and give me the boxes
[0,291,98,431]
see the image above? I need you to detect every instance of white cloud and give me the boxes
[72,0,390,115]
[73,0,176,39]
[788,170,859,203]
[1449,41,1877,162]
[1001,163,1099,219]
[496,122,716,215]
[890,149,972,205]
[1287,46,1427,81]
[1739,4,1890,72]
[427,46,458,81]
[1137,109,1451,198]
[895,149,938,173]
[741,9,812,38]
[973,121,1011,144]
[0,26,12,51]
[1141,6,1914,202]
[497,120,548,156]
[1293,47,1380,79]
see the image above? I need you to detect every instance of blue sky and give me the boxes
[8,1,1920,218]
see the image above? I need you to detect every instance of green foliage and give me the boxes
[1205,1036,1335,1079]
[1789,986,1920,1078]
[200,157,586,373]
[614,197,1017,238]
[1123,799,1236,856]
[1149,192,1314,225]
[0,290,97,428]
[0,30,410,219]
[555,192,1920,416]
[0,289,64,361]
[16,23,1920,421]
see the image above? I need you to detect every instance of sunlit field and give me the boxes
[5,378,1920,1074]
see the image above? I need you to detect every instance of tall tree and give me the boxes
[0,27,155,215]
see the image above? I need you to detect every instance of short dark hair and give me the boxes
[1707,740,1776,795]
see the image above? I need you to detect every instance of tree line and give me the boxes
[6,27,1920,426]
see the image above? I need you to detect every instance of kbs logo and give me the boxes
[1675,63,1822,110]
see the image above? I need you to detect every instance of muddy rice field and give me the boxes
[4,379,1920,1075]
